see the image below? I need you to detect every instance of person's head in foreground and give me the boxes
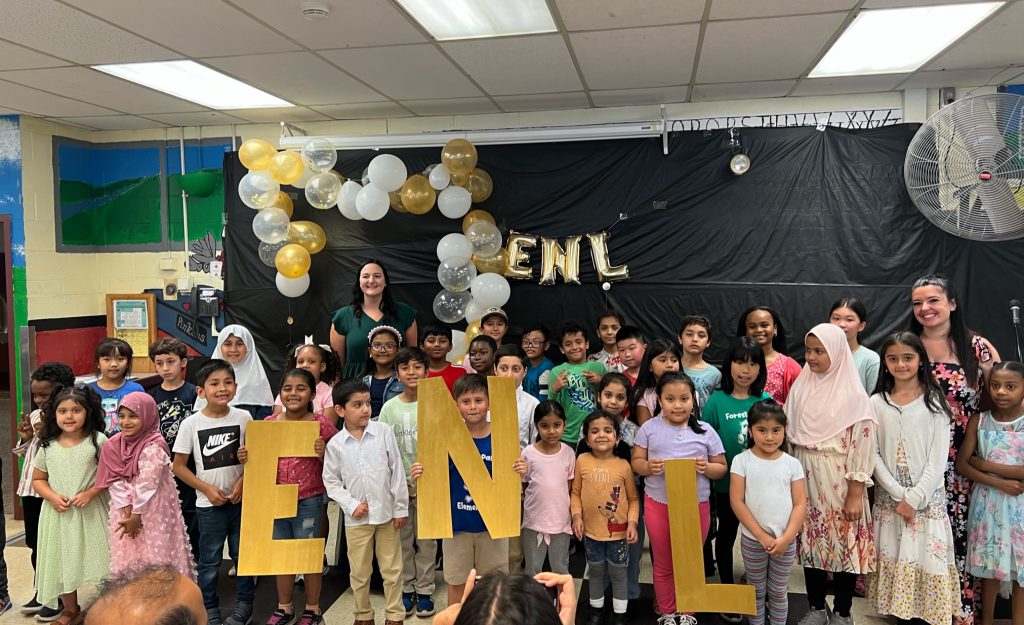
[85,565,204,625]
[432,569,577,625]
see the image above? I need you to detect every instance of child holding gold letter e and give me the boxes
[410,373,510,608]
[324,379,408,625]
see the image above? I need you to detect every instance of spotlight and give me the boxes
[727,128,751,176]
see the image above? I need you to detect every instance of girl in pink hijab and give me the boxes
[97,392,195,579]
[786,323,877,625]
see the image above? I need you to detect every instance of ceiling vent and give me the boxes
[301,2,330,20]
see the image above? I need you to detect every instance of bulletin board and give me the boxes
[105,293,157,373]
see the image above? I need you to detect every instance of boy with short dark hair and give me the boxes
[549,322,605,445]
[521,324,554,401]
[589,310,625,373]
[467,335,497,377]
[677,315,721,410]
[171,359,253,625]
[420,324,466,396]
[615,326,647,386]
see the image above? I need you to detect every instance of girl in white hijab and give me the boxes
[787,323,877,625]
[194,325,274,420]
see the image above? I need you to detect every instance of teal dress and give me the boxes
[332,302,416,381]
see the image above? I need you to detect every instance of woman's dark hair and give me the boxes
[873,332,952,419]
[40,384,106,460]
[286,343,341,386]
[280,368,317,413]
[351,259,398,321]
[830,297,869,325]
[451,571,561,625]
[599,371,632,396]
[361,325,402,377]
[655,371,705,433]
[95,337,134,377]
[908,274,980,387]
[721,337,767,396]
[533,399,566,426]
[630,339,683,418]
[736,306,789,355]
[332,378,370,408]
[746,399,788,451]
[582,409,621,439]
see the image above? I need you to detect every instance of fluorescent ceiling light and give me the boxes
[810,2,1003,77]
[395,0,556,40]
[93,60,293,109]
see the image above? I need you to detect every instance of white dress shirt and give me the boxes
[323,420,409,526]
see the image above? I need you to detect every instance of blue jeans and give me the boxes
[584,536,628,567]
[273,494,325,540]
[196,503,255,609]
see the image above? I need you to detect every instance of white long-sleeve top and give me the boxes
[870,393,950,510]
[322,420,409,526]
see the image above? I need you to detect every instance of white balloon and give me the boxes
[448,330,467,363]
[367,153,407,192]
[428,163,451,190]
[338,180,363,220]
[276,272,310,298]
[464,298,485,323]
[436,233,472,262]
[437,185,472,219]
[300,137,337,173]
[470,272,511,308]
[238,170,280,209]
[356,184,390,221]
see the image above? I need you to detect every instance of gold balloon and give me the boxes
[587,232,630,282]
[467,168,493,203]
[272,192,294,218]
[274,243,311,279]
[450,169,471,187]
[472,249,508,274]
[238,139,277,171]
[269,150,305,185]
[441,138,478,174]
[504,232,537,280]
[288,220,327,254]
[400,174,436,215]
[389,190,407,213]
[462,209,495,234]
[539,236,581,285]
[465,319,482,344]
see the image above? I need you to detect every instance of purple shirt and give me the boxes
[634,417,725,504]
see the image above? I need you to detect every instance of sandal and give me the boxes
[57,607,83,625]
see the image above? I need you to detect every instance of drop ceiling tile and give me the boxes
[402,98,500,116]
[590,85,689,106]
[791,74,909,96]
[0,41,70,71]
[0,79,118,117]
[989,66,1024,85]
[442,36,582,96]
[0,67,206,114]
[493,92,591,112]
[0,0,178,64]
[312,102,415,119]
[63,0,300,57]
[556,0,704,30]
[691,80,796,102]
[235,0,426,49]
[227,107,331,123]
[206,52,384,106]
[697,13,847,83]
[710,0,856,19]
[900,68,1003,88]
[925,2,1024,70]
[143,111,249,126]
[570,24,699,90]
[319,45,482,100]
[57,115,171,130]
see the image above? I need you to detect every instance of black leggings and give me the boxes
[715,491,740,584]
[23,496,42,573]
[804,567,857,617]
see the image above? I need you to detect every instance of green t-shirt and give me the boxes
[703,390,772,493]
[550,360,605,444]
[331,302,417,380]
[378,395,418,495]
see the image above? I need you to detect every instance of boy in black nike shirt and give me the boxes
[172,359,254,625]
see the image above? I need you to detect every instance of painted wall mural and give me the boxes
[0,114,28,415]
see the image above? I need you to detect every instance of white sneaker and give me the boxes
[228,565,236,577]
[677,614,699,625]
[657,615,678,625]
[831,614,853,625]
[797,607,831,625]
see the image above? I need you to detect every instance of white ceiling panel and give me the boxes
[570,24,699,90]
[227,107,331,123]
[312,102,414,119]
[925,2,1024,70]
[493,92,591,112]
[555,0,705,31]
[0,0,178,64]
[63,0,300,58]
[442,35,582,96]
[691,80,796,102]
[900,68,1004,88]
[206,52,383,105]
[988,66,1024,85]
[402,98,500,116]
[0,67,206,114]
[697,13,847,83]
[862,0,1000,7]
[236,0,426,49]
[590,85,689,106]
[791,74,909,96]
[710,0,856,20]
[320,45,482,100]
[0,41,70,71]
[57,115,172,130]
[0,79,117,117]
[142,111,249,126]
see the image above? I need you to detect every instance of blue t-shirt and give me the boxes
[89,379,146,435]
[685,364,722,411]
[450,434,492,534]
[524,358,554,401]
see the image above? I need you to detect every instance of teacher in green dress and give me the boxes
[330,259,418,380]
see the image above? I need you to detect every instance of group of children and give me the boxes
[5,298,1024,625]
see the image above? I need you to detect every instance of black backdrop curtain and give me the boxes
[224,125,1024,386]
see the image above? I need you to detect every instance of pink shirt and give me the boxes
[521,443,576,535]
[274,381,336,417]
[265,413,339,500]
[765,354,803,405]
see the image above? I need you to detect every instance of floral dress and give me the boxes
[794,420,877,574]
[931,335,991,625]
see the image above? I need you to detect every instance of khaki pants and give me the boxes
[400,499,437,595]
[345,521,404,621]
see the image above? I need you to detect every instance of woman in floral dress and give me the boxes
[910,274,1000,625]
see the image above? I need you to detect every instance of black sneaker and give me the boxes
[265,609,296,625]
[36,602,64,622]
[21,596,43,615]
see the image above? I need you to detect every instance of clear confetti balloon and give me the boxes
[300,137,337,173]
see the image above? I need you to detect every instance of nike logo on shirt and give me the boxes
[202,432,237,456]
